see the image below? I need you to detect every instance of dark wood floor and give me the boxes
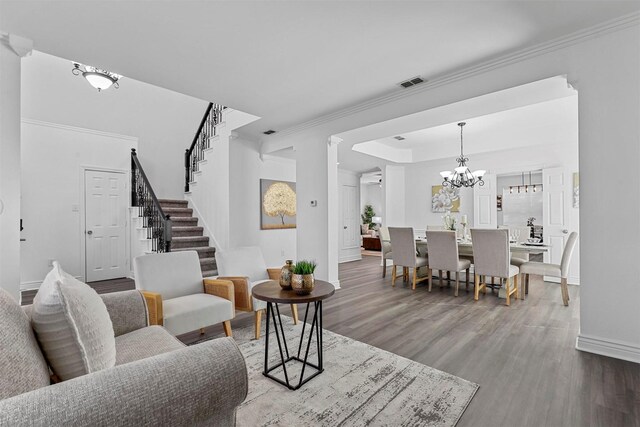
[23,257,639,426]
[21,277,135,305]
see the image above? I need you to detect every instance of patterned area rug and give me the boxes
[200,316,478,426]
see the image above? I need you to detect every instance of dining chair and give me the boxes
[388,227,429,290]
[425,231,471,296]
[378,226,393,278]
[471,229,520,306]
[519,232,578,306]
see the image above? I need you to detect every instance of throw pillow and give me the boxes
[31,262,116,381]
[0,288,50,399]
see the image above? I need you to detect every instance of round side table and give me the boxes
[252,280,335,390]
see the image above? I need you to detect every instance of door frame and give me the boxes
[79,166,131,282]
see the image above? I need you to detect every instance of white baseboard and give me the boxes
[330,279,341,290]
[21,276,84,291]
[339,253,362,263]
[576,333,640,364]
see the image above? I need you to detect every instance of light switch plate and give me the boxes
[310,200,317,207]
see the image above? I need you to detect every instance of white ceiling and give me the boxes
[1,1,637,141]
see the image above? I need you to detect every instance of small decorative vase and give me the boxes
[279,260,294,290]
[291,273,315,295]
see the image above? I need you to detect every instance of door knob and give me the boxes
[343,226,347,229]
[562,229,568,234]
[87,230,93,235]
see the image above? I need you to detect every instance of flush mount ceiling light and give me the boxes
[72,62,121,92]
[440,122,485,188]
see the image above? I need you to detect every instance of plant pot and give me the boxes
[279,260,294,290]
[291,273,315,295]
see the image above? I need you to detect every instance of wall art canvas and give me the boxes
[431,185,460,213]
[573,172,579,208]
[261,179,297,229]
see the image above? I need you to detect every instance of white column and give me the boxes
[382,165,406,227]
[0,33,32,301]
[295,134,340,289]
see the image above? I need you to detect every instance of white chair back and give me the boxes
[426,231,459,272]
[560,232,578,278]
[133,251,203,300]
[471,229,510,278]
[379,226,392,255]
[388,227,418,267]
[216,246,270,282]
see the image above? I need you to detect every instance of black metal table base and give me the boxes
[263,300,323,390]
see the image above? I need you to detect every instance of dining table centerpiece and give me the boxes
[442,213,457,231]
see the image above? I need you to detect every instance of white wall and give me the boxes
[338,169,361,263]
[382,165,406,226]
[21,51,207,199]
[229,138,296,267]
[20,120,136,288]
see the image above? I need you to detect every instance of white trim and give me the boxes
[21,118,138,142]
[330,280,341,290]
[21,276,83,292]
[80,166,130,283]
[339,253,362,263]
[576,334,640,364]
[270,12,640,139]
[185,196,222,251]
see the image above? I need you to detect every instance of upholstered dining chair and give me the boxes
[425,231,471,296]
[378,226,393,278]
[388,227,429,290]
[519,232,578,306]
[471,229,520,306]
[216,246,299,339]
[133,251,235,336]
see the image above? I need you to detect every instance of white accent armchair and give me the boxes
[216,246,299,339]
[133,251,235,337]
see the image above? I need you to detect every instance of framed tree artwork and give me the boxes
[260,179,297,229]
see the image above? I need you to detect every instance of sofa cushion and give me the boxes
[163,293,234,336]
[115,325,185,365]
[0,288,50,399]
[31,263,116,381]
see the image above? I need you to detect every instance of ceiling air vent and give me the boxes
[398,76,425,89]
[393,136,406,141]
[263,130,276,135]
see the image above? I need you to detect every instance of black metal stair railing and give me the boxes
[185,102,225,192]
[131,149,172,252]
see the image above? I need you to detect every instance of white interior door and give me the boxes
[85,170,127,282]
[542,167,568,282]
[341,184,358,250]
[473,173,497,228]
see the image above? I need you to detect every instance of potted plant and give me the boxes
[361,205,376,233]
[291,260,317,295]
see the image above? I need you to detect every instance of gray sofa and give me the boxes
[0,290,248,426]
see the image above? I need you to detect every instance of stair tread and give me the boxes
[172,226,204,230]
[171,217,197,221]
[202,270,218,277]
[173,236,208,241]
[158,199,188,204]
[200,257,216,263]
[173,246,215,252]
[163,207,193,212]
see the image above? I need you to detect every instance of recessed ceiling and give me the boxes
[1,1,637,140]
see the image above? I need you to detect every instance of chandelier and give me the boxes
[72,62,121,92]
[440,122,485,188]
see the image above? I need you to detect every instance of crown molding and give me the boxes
[273,11,640,139]
[0,32,33,57]
[21,118,139,142]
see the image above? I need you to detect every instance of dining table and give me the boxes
[414,238,549,254]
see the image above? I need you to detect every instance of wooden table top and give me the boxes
[252,280,335,304]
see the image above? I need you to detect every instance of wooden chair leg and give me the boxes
[514,274,519,300]
[465,268,470,291]
[254,310,262,340]
[505,277,511,306]
[447,271,451,287]
[392,265,397,287]
[561,278,569,306]
[454,271,459,297]
[439,270,443,289]
[223,320,232,337]
[474,274,480,301]
[428,268,433,292]
[382,258,387,278]
[483,276,487,294]
[412,267,417,290]
[291,304,299,324]
[525,274,530,295]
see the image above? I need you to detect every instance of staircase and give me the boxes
[157,199,217,276]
